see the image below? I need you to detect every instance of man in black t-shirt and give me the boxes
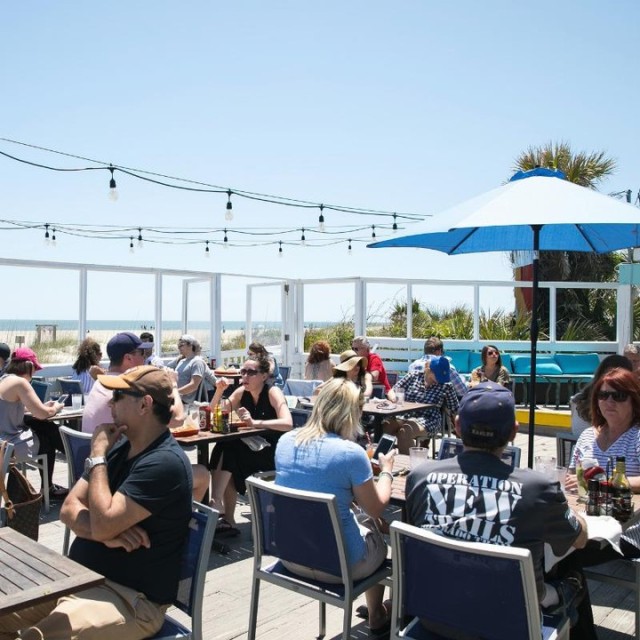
[405,382,596,640]
[0,366,193,640]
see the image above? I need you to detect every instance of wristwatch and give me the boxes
[84,456,107,474]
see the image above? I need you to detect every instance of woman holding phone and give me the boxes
[275,377,395,635]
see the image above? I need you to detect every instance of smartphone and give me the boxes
[372,434,396,464]
[56,394,69,406]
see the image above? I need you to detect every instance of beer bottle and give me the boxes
[611,456,633,523]
[214,403,223,432]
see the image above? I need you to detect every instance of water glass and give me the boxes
[396,390,405,406]
[409,446,429,468]
[555,466,568,492]
[534,455,557,478]
[71,394,83,410]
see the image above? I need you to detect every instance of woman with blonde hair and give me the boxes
[275,377,394,635]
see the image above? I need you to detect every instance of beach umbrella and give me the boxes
[368,168,640,466]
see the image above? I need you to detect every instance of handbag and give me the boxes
[0,441,43,541]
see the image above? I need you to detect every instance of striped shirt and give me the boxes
[570,425,640,476]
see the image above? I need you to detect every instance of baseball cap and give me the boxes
[11,347,43,371]
[0,342,11,361]
[98,365,175,407]
[334,349,368,373]
[428,356,451,384]
[106,332,144,361]
[458,382,516,447]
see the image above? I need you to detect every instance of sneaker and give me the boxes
[544,570,585,627]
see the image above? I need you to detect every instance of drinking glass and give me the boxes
[534,455,557,478]
[409,446,429,468]
[71,394,83,410]
[396,390,405,406]
[555,466,568,492]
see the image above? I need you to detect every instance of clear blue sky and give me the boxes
[1,1,638,322]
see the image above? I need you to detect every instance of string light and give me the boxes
[137,227,143,248]
[205,240,210,257]
[371,225,376,239]
[301,227,306,246]
[318,204,325,231]
[392,213,398,232]
[44,223,50,244]
[348,238,352,254]
[225,190,233,221]
[278,241,283,258]
[129,237,134,253]
[51,227,57,246]
[108,165,118,201]
[223,228,228,249]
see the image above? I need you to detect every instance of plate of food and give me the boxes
[170,425,200,438]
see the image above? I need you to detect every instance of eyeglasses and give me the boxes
[239,368,259,376]
[112,389,145,402]
[486,350,499,356]
[351,345,361,351]
[597,390,629,402]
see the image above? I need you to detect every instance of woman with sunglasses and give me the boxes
[208,355,292,535]
[566,368,640,492]
[469,345,511,388]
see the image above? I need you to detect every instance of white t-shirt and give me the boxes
[81,377,115,434]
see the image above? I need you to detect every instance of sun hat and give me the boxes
[106,332,144,361]
[334,349,368,373]
[11,347,43,371]
[98,365,175,407]
[427,355,450,384]
[458,382,516,447]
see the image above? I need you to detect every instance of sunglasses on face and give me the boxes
[112,389,145,402]
[487,350,499,356]
[240,368,259,376]
[597,390,629,402]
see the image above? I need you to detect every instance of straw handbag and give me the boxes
[0,441,43,541]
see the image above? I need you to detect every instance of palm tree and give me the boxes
[511,141,621,340]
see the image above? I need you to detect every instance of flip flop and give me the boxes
[215,517,240,538]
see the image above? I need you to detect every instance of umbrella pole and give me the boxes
[527,225,542,468]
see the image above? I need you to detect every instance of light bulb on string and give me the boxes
[51,228,57,247]
[225,190,233,221]
[301,227,306,246]
[223,229,229,249]
[205,240,210,258]
[108,165,119,202]
[137,228,143,248]
[318,204,325,232]
[392,213,398,232]
[278,241,283,258]
[348,238,352,255]
[371,225,376,239]
[129,237,134,253]
[44,223,50,245]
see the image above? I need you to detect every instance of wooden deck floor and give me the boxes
[29,430,639,639]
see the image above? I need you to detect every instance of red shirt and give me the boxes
[367,352,390,392]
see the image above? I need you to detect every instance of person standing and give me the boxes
[0,366,194,639]
[405,382,595,639]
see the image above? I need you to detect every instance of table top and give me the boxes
[362,399,432,417]
[174,426,270,445]
[0,528,104,615]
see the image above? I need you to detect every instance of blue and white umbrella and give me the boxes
[369,168,640,466]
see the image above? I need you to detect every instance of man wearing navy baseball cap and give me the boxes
[405,383,595,639]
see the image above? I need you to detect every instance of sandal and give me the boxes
[215,517,240,538]
[49,484,69,499]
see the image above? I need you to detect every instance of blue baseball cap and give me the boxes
[458,382,515,447]
[106,332,144,361]
[428,356,451,384]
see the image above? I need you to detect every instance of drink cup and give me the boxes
[555,466,568,492]
[534,455,557,478]
[409,446,429,468]
[396,390,405,406]
[71,394,83,410]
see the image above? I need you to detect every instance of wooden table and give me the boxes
[0,528,104,615]
[362,399,433,441]
[175,426,270,466]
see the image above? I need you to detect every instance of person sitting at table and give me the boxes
[140,331,166,367]
[570,354,633,436]
[0,347,67,499]
[71,337,103,395]
[0,366,194,640]
[566,367,640,490]
[0,342,11,375]
[405,383,595,639]
[312,349,373,399]
[275,377,394,635]
[167,335,209,403]
[208,355,292,536]
[386,356,459,451]
[247,341,284,388]
[304,340,333,381]
[352,336,391,393]
[468,344,511,388]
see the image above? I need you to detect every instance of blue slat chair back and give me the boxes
[253,483,342,578]
[290,408,311,428]
[396,527,532,639]
[279,366,291,385]
[31,380,49,402]
[58,378,83,406]
[437,436,521,470]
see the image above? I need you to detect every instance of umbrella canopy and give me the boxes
[369,168,640,466]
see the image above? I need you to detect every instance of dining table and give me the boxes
[0,527,104,615]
